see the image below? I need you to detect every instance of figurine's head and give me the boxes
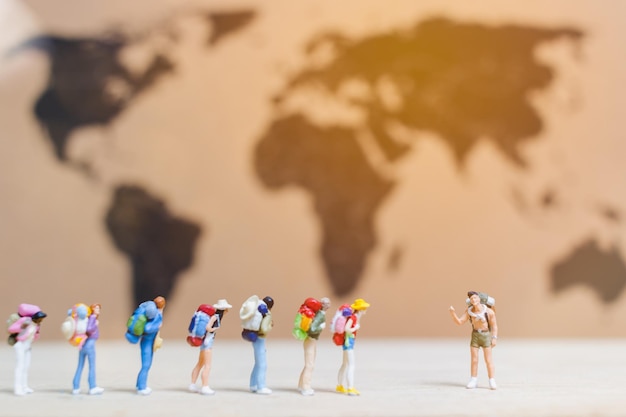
[320,297,331,311]
[467,291,481,306]
[262,296,274,310]
[153,296,166,310]
[31,311,47,324]
[90,304,101,316]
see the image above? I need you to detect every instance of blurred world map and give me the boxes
[2,0,626,338]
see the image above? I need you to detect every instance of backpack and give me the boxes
[125,302,153,342]
[7,304,41,346]
[292,298,322,341]
[331,304,353,346]
[186,304,215,347]
[61,304,90,347]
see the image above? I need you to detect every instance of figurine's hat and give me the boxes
[213,299,232,310]
[240,295,260,320]
[351,298,370,311]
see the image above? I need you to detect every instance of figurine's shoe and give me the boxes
[256,387,272,395]
[249,386,257,393]
[137,387,152,395]
[466,377,478,389]
[335,385,347,393]
[14,389,25,396]
[489,378,497,390]
[200,386,215,395]
[300,388,315,396]
[72,388,81,395]
[347,388,360,396]
[188,384,198,393]
[24,387,34,394]
[89,387,104,395]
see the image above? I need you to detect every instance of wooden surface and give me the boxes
[0,339,625,416]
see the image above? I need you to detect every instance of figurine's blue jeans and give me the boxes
[136,333,156,390]
[250,337,267,389]
[73,338,96,389]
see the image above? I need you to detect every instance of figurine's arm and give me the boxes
[144,314,163,334]
[206,315,218,333]
[448,306,468,325]
[16,321,37,341]
[86,314,98,336]
[488,308,498,347]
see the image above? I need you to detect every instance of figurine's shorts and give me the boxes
[342,336,355,351]
[470,330,492,348]
[200,333,215,351]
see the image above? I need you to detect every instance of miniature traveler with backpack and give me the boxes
[65,303,104,395]
[449,291,498,390]
[334,298,370,396]
[294,297,330,395]
[188,299,232,395]
[7,303,47,396]
[126,296,166,395]
[240,295,274,394]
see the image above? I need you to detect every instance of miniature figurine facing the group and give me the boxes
[449,291,498,390]
[6,290,499,396]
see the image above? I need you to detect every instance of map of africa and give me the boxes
[16,8,626,308]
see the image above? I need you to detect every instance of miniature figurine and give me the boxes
[69,303,104,395]
[240,295,274,394]
[449,291,498,390]
[7,303,47,396]
[188,299,232,395]
[125,296,165,395]
[295,297,330,396]
[334,298,370,396]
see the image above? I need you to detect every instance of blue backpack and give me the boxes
[186,304,215,347]
[125,301,156,343]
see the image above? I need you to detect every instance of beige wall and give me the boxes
[1,0,626,340]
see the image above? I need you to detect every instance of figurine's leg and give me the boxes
[22,345,32,392]
[483,346,497,389]
[254,337,267,388]
[86,341,97,389]
[470,346,479,377]
[200,349,212,387]
[337,350,348,388]
[346,349,356,389]
[483,346,495,378]
[13,342,26,395]
[250,341,258,391]
[299,337,315,392]
[190,351,203,389]
[465,346,479,389]
[136,339,154,392]
[73,349,86,391]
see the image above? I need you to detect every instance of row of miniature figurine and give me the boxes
[6,291,498,396]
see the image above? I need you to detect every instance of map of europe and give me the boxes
[19,9,626,306]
